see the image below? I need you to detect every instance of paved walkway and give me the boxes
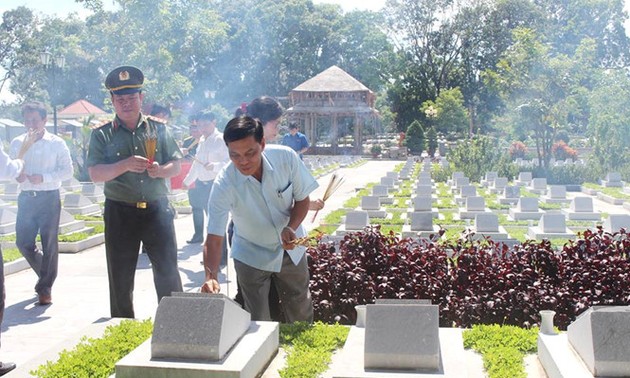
[1,159,400,376]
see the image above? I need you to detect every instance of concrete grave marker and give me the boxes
[603,214,630,233]
[364,303,440,371]
[567,306,630,376]
[151,293,251,361]
[361,196,381,211]
[415,184,433,197]
[475,213,499,233]
[412,196,433,212]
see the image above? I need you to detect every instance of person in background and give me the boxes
[181,113,202,161]
[201,116,317,323]
[281,122,309,159]
[86,66,183,318]
[182,111,229,244]
[0,147,23,376]
[150,104,171,122]
[10,101,73,306]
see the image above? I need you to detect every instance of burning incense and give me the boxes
[310,172,345,222]
[144,125,157,164]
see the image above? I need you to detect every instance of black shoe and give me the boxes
[187,237,203,244]
[0,362,16,376]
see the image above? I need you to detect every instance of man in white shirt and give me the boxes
[182,111,229,243]
[10,101,73,306]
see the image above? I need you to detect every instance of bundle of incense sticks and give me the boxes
[311,172,345,222]
[145,137,157,163]
[18,129,43,159]
[290,229,324,247]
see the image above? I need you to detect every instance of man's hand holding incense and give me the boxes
[281,226,297,250]
[124,155,149,173]
[146,161,161,178]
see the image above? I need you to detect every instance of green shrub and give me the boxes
[279,322,349,378]
[32,319,153,378]
[463,324,538,378]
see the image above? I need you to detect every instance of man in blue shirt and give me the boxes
[281,123,309,158]
[201,116,318,322]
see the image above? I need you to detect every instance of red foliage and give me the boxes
[308,226,630,329]
[552,141,578,160]
[509,141,528,160]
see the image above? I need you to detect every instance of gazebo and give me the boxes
[286,65,378,155]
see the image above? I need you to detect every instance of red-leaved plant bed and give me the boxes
[307,226,629,330]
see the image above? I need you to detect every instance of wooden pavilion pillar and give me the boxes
[331,113,338,154]
[354,115,363,155]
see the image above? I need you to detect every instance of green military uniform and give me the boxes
[87,115,182,203]
[87,65,184,318]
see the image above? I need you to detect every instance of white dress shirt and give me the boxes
[183,129,229,186]
[10,131,74,191]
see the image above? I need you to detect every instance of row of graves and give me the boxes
[0,178,106,253]
[303,155,363,174]
[115,291,630,377]
[333,159,630,248]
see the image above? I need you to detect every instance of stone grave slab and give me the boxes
[63,193,101,215]
[509,197,544,221]
[449,171,464,186]
[527,214,574,240]
[150,293,249,361]
[514,172,533,186]
[408,196,438,219]
[458,196,488,219]
[415,184,435,197]
[601,172,623,188]
[0,208,17,234]
[451,177,469,193]
[62,177,82,191]
[0,183,19,201]
[528,178,548,195]
[336,211,370,236]
[567,306,630,376]
[361,196,387,218]
[81,183,105,203]
[371,185,394,204]
[418,171,432,181]
[480,171,498,187]
[364,303,439,371]
[454,185,477,206]
[499,185,521,205]
[417,177,433,186]
[562,197,600,221]
[402,212,441,239]
[542,185,571,204]
[117,321,278,378]
[470,213,510,241]
[380,177,396,189]
[603,214,630,233]
[386,172,399,181]
[489,177,508,194]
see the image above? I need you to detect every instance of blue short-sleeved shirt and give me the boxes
[207,145,318,272]
[281,132,309,156]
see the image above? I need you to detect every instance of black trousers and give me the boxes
[104,198,183,318]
